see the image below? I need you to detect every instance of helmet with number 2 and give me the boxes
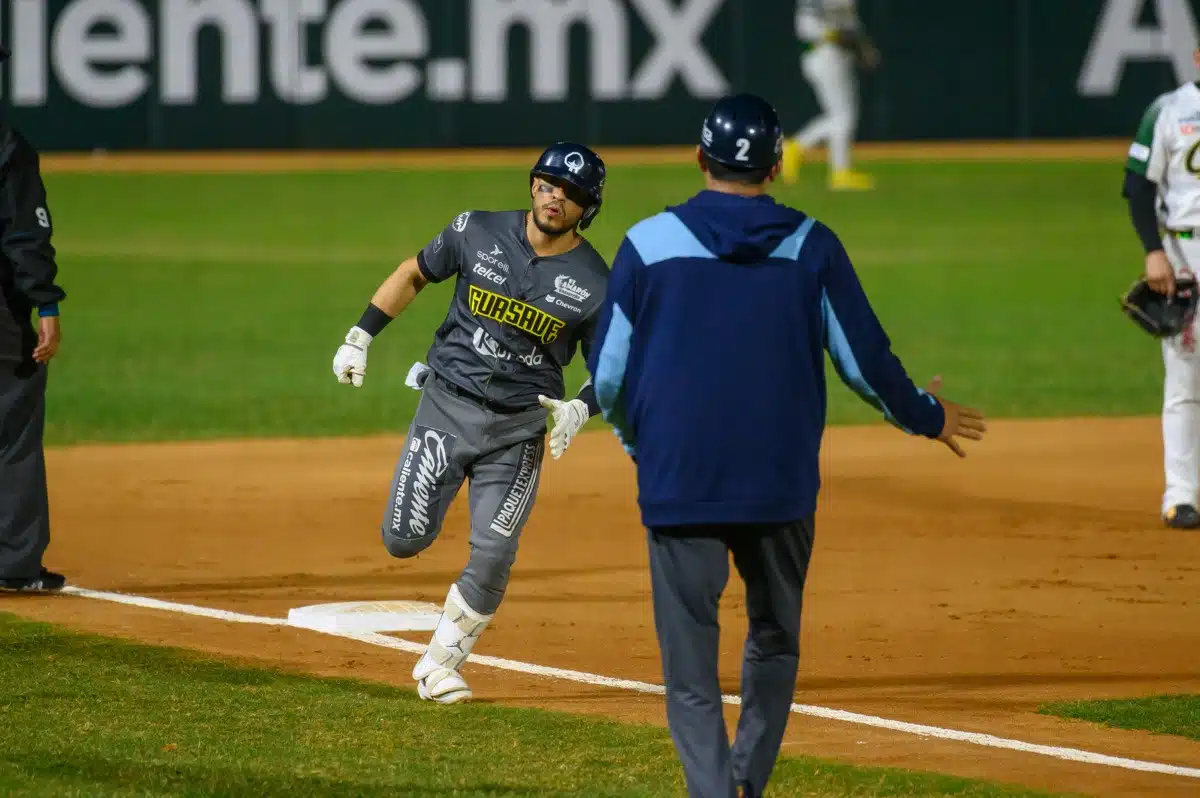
[699,93,784,173]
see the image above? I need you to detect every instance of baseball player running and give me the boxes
[332,143,609,701]
[781,0,879,191]
[1124,46,1200,529]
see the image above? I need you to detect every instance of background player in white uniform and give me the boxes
[1124,47,1200,529]
[781,0,879,191]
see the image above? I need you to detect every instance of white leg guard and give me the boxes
[412,584,493,703]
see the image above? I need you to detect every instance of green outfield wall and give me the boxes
[1,0,1196,151]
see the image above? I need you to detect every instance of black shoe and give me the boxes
[0,568,66,593]
[1164,504,1200,529]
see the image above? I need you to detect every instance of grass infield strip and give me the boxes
[1040,696,1200,743]
[58,585,1200,782]
[0,612,1069,797]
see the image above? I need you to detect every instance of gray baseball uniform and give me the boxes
[382,209,609,616]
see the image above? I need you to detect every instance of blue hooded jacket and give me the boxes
[586,190,944,528]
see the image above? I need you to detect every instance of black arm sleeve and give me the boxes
[1123,168,1164,255]
[1,131,65,312]
[356,302,394,336]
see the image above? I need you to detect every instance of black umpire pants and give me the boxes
[0,360,50,580]
[647,518,815,798]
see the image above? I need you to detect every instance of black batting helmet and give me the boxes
[530,142,606,230]
[699,93,784,172]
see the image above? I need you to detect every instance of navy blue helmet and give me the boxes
[699,93,784,172]
[530,142,606,230]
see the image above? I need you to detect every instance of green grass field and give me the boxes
[41,159,1157,445]
[1040,695,1200,742]
[11,155,1157,795]
[0,613,1068,797]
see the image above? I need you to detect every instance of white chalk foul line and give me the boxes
[62,586,285,626]
[62,586,1200,780]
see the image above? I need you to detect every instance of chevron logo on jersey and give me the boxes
[468,285,566,344]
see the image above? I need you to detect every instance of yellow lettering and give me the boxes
[467,287,564,344]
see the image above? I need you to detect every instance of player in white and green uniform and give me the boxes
[1124,47,1200,529]
[781,0,879,191]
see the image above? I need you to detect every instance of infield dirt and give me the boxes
[10,140,1196,796]
[4,418,1199,797]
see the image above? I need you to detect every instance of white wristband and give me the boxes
[345,326,373,348]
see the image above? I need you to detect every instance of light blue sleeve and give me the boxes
[588,237,641,455]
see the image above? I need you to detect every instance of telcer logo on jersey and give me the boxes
[473,262,506,285]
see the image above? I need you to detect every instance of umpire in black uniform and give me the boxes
[0,43,67,593]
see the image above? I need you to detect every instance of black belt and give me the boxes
[434,375,532,415]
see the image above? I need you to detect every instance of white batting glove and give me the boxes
[538,395,589,459]
[333,326,372,387]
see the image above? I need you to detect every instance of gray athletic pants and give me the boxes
[0,361,50,580]
[648,519,815,798]
[381,374,546,616]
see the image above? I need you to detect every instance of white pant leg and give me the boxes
[1161,236,1200,512]
[793,44,859,171]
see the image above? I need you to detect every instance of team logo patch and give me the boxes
[490,439,544,537]
[391,425,458,540]
[565,152,586,174]
[468,285,566,343]
[453,211,471,232]
[431,232,445,254]
[554,275,591,302]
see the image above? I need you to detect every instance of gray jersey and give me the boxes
[416,210,609,411]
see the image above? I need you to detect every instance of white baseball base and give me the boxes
[287,600,442,633]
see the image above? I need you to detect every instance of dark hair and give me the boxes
[701,152,773,185]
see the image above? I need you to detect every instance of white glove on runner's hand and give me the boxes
[333,326,372,387]
[538,395,589,459]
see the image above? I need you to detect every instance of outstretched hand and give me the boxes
[538,395,590,459]
[927,376,986,458]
